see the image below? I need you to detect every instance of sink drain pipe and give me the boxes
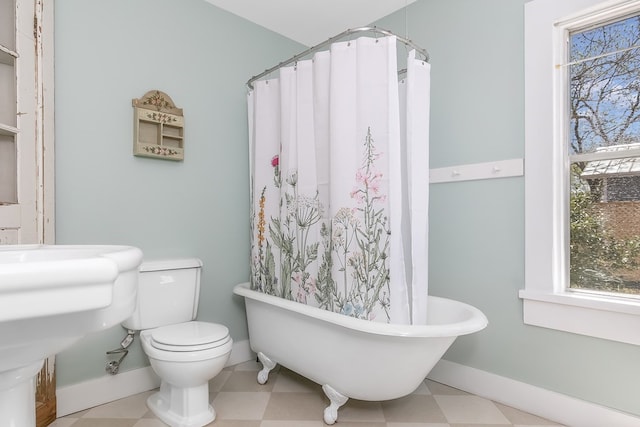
[105,330,135,375]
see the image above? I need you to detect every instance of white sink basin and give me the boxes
[0,244,143,427]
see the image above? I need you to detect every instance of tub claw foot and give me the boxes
[322,384,348,425]
[256,352,276,385]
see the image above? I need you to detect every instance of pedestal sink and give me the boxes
[0,244,143,427]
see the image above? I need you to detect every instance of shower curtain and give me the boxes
[248,35,430,324]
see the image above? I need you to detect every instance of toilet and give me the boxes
[122,258,232,427]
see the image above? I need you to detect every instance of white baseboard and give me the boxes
[226,338,254,366]
[59,342,638,426]
[56,339,254,417]
[428,359,640,427]
[56,366,160,417]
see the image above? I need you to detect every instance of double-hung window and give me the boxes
[521,0,640,345]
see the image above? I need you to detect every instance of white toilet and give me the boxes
[122,258,232,427]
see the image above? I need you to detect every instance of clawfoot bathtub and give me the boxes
[233,282,488,424]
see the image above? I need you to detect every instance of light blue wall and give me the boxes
[54,0,303,387]
[54,0,640,418]
[377,0,640,417]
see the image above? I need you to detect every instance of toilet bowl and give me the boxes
[122,259,232,427]
[141,322,232,427]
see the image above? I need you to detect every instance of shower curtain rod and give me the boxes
[246,26,429,90]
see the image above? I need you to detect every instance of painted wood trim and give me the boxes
[57,366,161,417]
[428,359,640,427]
[39,0,55,245]
[34,0,56,425]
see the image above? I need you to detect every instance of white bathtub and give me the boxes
[233,282,488,424]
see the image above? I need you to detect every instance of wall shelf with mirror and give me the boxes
[132,90,184,161]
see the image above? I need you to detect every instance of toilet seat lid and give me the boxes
[150,321,230,352]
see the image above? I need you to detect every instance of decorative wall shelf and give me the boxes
[132,90,184,161]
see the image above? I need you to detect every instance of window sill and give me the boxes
[519,290,640,345]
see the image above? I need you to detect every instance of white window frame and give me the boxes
[520,0,640,346]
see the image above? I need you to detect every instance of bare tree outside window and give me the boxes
[569,14,640,295]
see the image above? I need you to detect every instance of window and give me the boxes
[0,0,54,244]
[520,0,640,345]
[568,14,640,297]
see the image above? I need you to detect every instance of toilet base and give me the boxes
[147,382,215,427]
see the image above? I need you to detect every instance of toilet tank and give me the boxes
[122,258,203,330]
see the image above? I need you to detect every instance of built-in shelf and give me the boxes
[132,90,184,161]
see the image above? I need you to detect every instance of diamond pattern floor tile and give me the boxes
[57,363,565,426]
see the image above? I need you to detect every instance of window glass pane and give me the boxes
[571,14,640,59]
[0,51,16,128]
[568,14,640,296]
[569,14,640,155]
[570,162,640,296]
[0,133,17,204]
[0,0,15,52]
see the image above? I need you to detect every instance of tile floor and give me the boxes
[52,360,565,427]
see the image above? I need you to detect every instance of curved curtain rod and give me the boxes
[246,26,429,90]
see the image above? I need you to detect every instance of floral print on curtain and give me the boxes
[252,127,391,321]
